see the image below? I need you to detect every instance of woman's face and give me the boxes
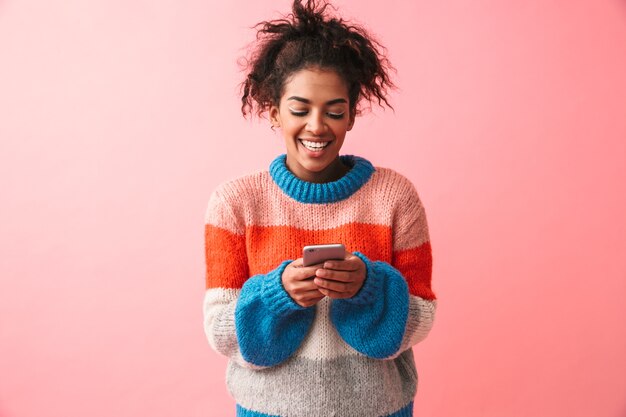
[269,67,355,183]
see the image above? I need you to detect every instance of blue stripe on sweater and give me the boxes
[236,401,414,417]
[330,252,409,359]
[235,260,316,367]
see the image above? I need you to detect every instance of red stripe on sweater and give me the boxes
[205,224,249,289]
[245,223,392,275]
[393,241,436,300]
[206,223,434,300]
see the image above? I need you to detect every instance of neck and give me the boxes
[287,157,350,184]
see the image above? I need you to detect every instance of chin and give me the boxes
[298,158,331,173]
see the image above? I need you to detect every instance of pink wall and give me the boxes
[1,0,625,416]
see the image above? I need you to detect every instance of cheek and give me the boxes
[333,121,351,135]
[282,120,304,136]
[280,124,299,141]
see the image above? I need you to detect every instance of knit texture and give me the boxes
[203,154,437,417]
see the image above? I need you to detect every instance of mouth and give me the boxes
[298,139,332,152]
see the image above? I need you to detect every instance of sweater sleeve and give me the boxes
[330,179,437,360]
[202,187,316,369]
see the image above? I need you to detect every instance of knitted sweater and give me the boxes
[203,154,436,417]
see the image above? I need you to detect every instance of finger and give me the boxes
[299,289,325,300]
[294,279,325,292]
[314,277,353,293]
[315,268,354,282]
[321,258,360,272]
[299,267,326,281]
[289,263,324,281]
[289,258,309,270]
[322,262,357,272]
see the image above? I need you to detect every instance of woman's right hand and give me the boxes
[281,258,326,308]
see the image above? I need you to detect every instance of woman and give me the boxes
[203,1,436,416]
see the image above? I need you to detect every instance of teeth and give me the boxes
[301,140,330,150]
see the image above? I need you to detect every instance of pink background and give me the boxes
[1,1,625,416]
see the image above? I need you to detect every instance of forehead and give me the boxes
[281,68,349,102]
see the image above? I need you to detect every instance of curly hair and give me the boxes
[239,0,396,118]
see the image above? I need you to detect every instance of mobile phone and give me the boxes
[302,243,346,267]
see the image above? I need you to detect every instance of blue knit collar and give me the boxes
[269,154,375,204]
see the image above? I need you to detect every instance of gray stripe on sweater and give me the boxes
[395,297,436,358]
[227,349,418,417]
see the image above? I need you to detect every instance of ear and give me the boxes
[347,108,356,131]
[269,104,281,129]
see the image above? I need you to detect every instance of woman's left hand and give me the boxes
[313,251,366,299]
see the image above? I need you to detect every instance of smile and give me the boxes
[299,139,331,151]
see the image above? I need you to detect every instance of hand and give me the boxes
[313,251,366,299]
[281,258,326,308]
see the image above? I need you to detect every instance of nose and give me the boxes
[305,111,326,135]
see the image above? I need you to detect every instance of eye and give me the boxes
[288,108,345,119]
[289,107,308,117]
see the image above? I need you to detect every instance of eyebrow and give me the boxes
[287,96,347,105]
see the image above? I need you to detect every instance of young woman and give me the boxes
[203,1,436,416]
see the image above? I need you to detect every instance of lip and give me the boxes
[299,138,331,143]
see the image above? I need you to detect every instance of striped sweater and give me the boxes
[203,154,436,417]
